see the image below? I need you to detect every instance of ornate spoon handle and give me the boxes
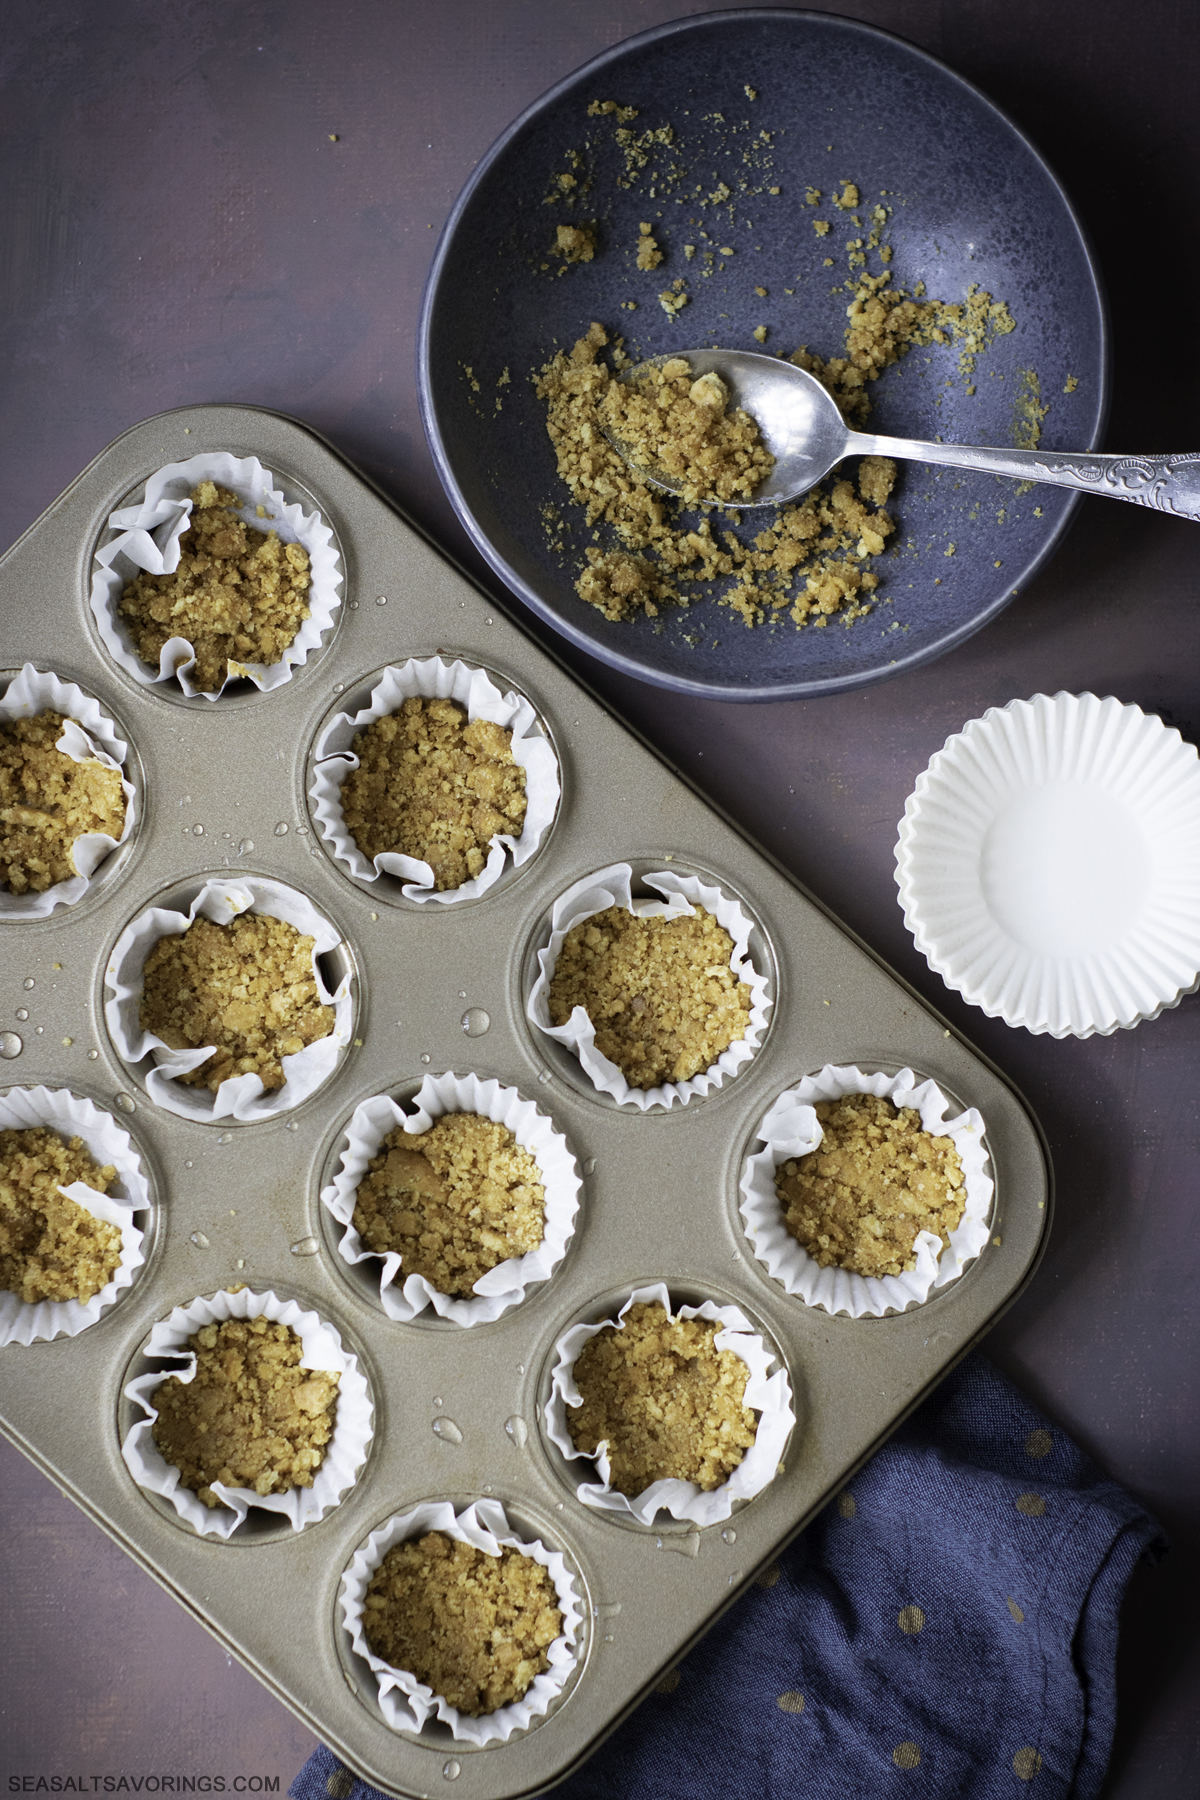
[846,433,1200,519]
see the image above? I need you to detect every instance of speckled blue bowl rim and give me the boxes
[417,7,1110,703]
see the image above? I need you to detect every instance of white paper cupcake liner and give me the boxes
[0,663,137,918]
[309,657,560,904]
[121,1286,372,1539]
[545,1283,794,1526]
[340,1497,584,1745]
[739,1065,993,1319]
[895,693,1200,1038]
[0,1085,149,1346]
[527,863,772,1110]
[321,1070,581,1325]
[104,876,353,1122]
[89,452,342,700]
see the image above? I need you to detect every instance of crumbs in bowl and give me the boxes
[0,1127,120,1305]
[119,482,311,693]
[139,912,334,1091]
[363,1531,562,1714]
[353,1112,545,1296]
[150,1315,339,1508]
[340,697,527,891]
[775,1092,966,1279]
[567,1300,756,1496]
[0,713,125,894]
[601,358,775,506]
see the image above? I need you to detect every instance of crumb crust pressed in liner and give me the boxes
[150,1315,340,1509]
[0,712,126,895]
[567,1300,756,1496]
[0,1127,120,1306]
[339,696,528,891]
[363,1531,562,1716]
[352,1112,545,1298]
[139,912,335,1091]
[548,903,752,1087]
[776,1092,966,1280]
[118,481,311,693]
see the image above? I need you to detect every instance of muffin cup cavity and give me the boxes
[89,453,342,701]
[309,657,560,904]
[321,1071,581,1326]
[740,1064,993,1319]
[104,876,354,1123]
[0,663,137,919]
[527,863,773,1111]
[340,1497,584,1745]
[0,1085,148,1347]
[544,1283,794,1527]
[121,1286,372,1540]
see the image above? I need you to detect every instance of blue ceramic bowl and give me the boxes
[418,9,1107,701]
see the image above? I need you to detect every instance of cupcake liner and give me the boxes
[321,1070,581,1325]
[121,1286,372,1539]
[526,863,772,1110]
[340,1496,584,1745]
[739,1065,993,1319]
[545,1282,794,1526]
[89,452,342,701]
[104,876,353,1122]
[0,663,137,919]
[0,1085,149,1346]
[309,657,559,904]
[895,692,1200,1038]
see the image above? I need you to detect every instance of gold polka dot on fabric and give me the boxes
[898,1605,926,1635]
[892,1742,921,1769]
[655,1669,681,1695]
[777,1690,805,1713]
[1025,1429,1052,1459]
[1013,1746,1043,1779]
[756,1561,782,1588]
[1016,1492,1047,1517]
[326,1772,354,1800]
[1007,1596,1026,1623]
[837,1491,857,1518]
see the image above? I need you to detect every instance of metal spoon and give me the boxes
[608,350,1200,518]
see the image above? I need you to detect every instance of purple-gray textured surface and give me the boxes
[0,2,1196,1796]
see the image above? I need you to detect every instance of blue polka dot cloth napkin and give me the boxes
[292,1353,1164,1800]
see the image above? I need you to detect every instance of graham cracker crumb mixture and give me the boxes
[548,902,752,1087]
[553,223,596,264]
[568,1301,756,1495]
[0,712,125,894]
[339,697,527,891]
[0,1127,120,1306]
[139,913,334,1091]
[636,222,663,270]
[352,1113,545,1297]
[363,1532,562,1715]
[602,359,774,506]
[536,325,897,628]
[150,1316,339,1508]
[775,1093,966,1280]
[118,481,311,693]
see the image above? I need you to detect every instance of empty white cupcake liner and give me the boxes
[104,876,353,1122]
[0,1085,149,1346]
[321,1069,581,1325]
[89,452,342,700]
[527,863,772,1110]
[544,1282,794,1526]
[0,663,137,919]
[309,657,560,903]
[122,1285,372,1539]
[739,1065,993,1319]
[340,1496,584,1745]
[896,692,1200,1038]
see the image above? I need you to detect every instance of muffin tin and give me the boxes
[0,405,1051,1800]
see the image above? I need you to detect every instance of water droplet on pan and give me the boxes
[432,1417,462,1444]
[184,1159,194,1169]
[375,594,388,606]
[238,839,254,855]
[115,1092,136,1113]
[442,1762,460,1782]
[87,1049,99,1060]
[433,1396,443,1408]
[291,1236,320,1257]
[15,1009,28,1022]
[285,1119,299,1132]
[420,1053,431,1064]
[217,1132,233,1144]
[656,1532,700,1558]
[23,978,34,991]
[461,1006,490,1037]
[192,823,204,836]
[516,1363,524,1375]
[0,1032,23,1059]
[190,1231,210,1249]
[274,822,289,837]
[594,1600,621,1619]
[583,1157,596,1176]
[504,1416,528,1448]
[721,1528,737,1544]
